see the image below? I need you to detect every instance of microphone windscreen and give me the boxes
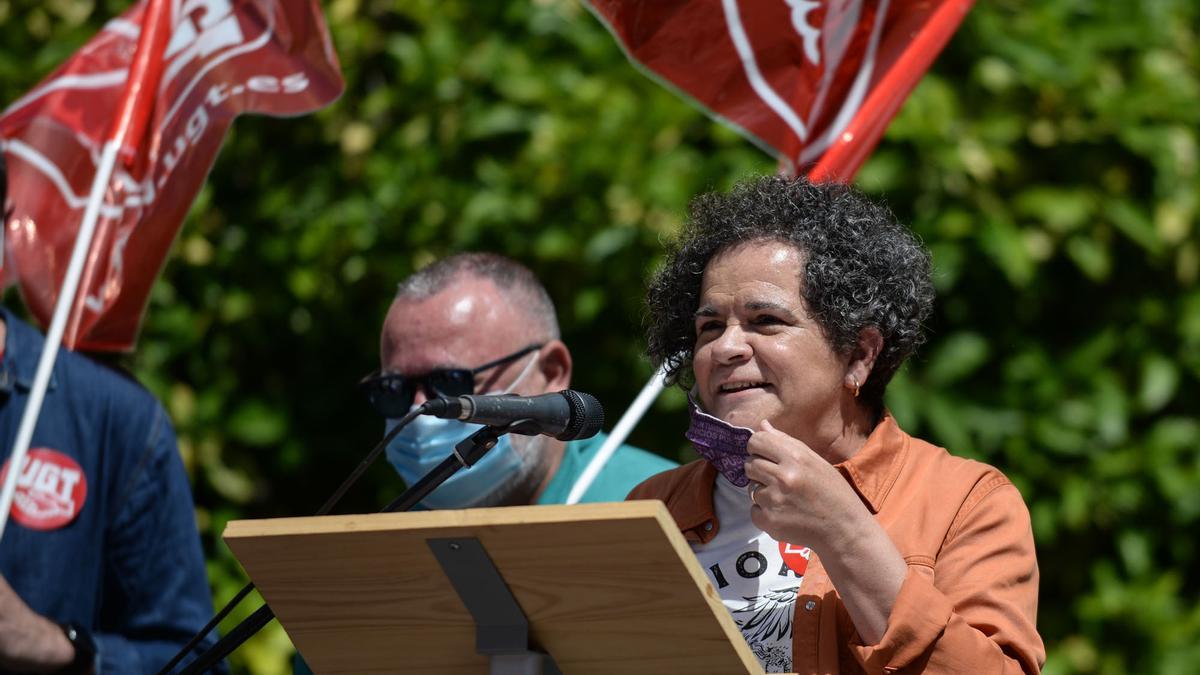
[558,390,605,440]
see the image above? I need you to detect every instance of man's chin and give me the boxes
[477,437,549,507]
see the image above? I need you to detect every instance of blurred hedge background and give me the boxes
[2,0,1199,673]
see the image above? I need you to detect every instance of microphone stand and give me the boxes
[174,422,525,675]
[381,424,510,513]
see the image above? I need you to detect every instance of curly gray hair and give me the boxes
[645,175,934,409]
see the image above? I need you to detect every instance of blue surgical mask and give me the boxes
[384,353,540,509]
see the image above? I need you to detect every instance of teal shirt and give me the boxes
[536,432,677,504]
[294,433,675,673]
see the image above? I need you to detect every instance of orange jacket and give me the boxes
[628,414,1045,674]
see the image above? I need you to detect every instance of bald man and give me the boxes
[367,252,677,508]
[294,253,682,673]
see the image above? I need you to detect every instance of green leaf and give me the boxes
[978,217,1036,287]
[925,332,990,386]
[228,401,288,447]
[1138,355,1179,412]
[1066,235,1112,281]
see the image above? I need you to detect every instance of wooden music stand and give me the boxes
[224,500,764,674]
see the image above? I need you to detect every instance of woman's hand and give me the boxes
[744,419,907,645]
[743,419,866,551]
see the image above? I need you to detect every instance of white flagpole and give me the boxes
[0,0,171,542]
[565,364,668,505]
[0,140,122,541]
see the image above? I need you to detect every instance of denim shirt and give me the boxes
[0,308,218,674]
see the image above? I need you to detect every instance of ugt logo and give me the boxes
[163,0,248,86]
[0,448,88,531]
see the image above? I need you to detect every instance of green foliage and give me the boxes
[874,2,1200,672]
[2,0,1198,673]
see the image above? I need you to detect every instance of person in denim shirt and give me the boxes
[0,306,219,674]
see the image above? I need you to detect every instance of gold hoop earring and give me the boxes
[851,376,861,398]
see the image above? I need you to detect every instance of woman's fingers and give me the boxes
[745,420,794,463]
[746,421,820,487]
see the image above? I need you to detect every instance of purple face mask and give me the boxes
[685,396,754,487]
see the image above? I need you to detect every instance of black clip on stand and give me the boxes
[417,422,562,675]
[428,536,561,675]
[178,421,559,675]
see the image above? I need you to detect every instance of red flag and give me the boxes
[585,0,972,180]
[0,0,344,351]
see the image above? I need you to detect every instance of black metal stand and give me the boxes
[427,537,561,675]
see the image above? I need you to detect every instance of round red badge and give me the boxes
[779,542,811,576]
[0,448,87,530]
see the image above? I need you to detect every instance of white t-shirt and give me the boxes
[691,475,812,673]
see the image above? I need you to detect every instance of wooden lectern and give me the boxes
[224,500,764,674]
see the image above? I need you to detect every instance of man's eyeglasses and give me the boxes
[359,344,543,418]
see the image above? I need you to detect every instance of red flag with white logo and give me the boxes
[0,0,343,351]
[584,0,972,180]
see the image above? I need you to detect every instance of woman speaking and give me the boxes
[632,176,1044,673]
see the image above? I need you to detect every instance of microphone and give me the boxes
[422,390,604,441]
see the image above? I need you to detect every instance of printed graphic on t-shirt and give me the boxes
[692,475,811,673]
[706,540,810,672]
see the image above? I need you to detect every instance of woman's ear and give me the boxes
[846,326,883,395]
[538,340,573,392]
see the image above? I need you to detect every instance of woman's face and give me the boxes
[693,240,848,443]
